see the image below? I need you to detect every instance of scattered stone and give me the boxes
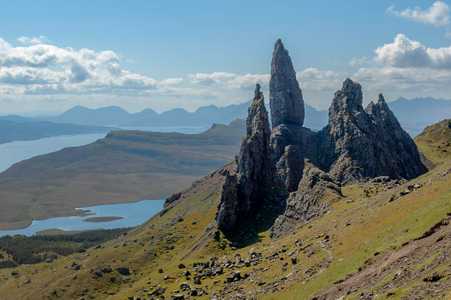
[171,294,184,300]
[180,282,190,291]
[423,273,443,282]
[116,267,131,276]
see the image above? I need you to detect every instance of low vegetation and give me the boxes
[0,121,449,299]
[0,229,128,267]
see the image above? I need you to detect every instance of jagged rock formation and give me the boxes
[271,162,342,238]
[318,79,427,183]
[216,84,274,235]
[270,39,305,193]
[217,41,427,239]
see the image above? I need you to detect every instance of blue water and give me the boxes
[0,126,207,173]
[0,199,165,237]
[0,126,205,237]
[0,133,105,172]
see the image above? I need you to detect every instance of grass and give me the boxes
[0,120,449,299]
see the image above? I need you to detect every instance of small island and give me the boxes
[83,216,123,223]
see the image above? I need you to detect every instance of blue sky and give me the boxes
[1,1,451,114]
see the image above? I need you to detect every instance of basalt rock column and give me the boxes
[270,39,305,192]
[216,84,274,235]
[270,39,305,127]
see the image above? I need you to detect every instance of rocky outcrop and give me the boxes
[318,79,426,183]
[216,84,275,235]
[270,39,305,128]
[271,162,342,238]
[217,42,427,240]
[270,39,305,193]
[237,84,274,211]
[216,172,240,234]
[365,94,427,179]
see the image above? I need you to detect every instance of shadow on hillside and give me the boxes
[222,194,287,248]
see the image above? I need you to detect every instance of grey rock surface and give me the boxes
[318,79,426,183]
[271,162,342,238]
[270,39,306,192]
[216,84,274,235]
[270,39,305,128]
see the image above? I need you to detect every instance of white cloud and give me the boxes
[17,36,48,45]
[387,1,450,27]
[0,37,180,96]
[189,72,269,89]
[375,34,451,69]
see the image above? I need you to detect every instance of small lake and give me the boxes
[0,200,165,237]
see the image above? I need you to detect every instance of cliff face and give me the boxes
[216,84,275,235]
[270,40,306,193]
[319,79,427,183]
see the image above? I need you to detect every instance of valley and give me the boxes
[0,120,244,230]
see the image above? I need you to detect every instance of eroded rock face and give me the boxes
[270,39,305,128]
[216,84,274,235]
[271,162,342,238]
[270,39,306,192]
[319,79,426,183]
[216,172,239,234]
[237,84,274,211]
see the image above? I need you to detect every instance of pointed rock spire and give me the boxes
[238,83,273,206]
[216,84,275,236]
[270,39,305,127]
[330,78,363,116]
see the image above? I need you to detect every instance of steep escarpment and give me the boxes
[216,85,278,236]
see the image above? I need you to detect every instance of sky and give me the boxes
[1,0,451,115]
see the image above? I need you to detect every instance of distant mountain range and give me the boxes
[43,102,329,131]
[0,116,112,144]
[0,97,449,144]
[387,97,451,136]
[41,97,451,135]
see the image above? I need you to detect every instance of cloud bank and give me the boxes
[387,1,450,27]
[1,35,451,114]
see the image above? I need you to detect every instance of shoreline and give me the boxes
[0,199,165,232]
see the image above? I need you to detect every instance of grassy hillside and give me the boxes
[0,120,449,299]
[415,119,451,165]
[0,120,244,230]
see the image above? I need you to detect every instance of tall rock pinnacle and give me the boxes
[270,39,305,128]
[216,84,275,236]
[237,83,273,212]
[270,39,306,192]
